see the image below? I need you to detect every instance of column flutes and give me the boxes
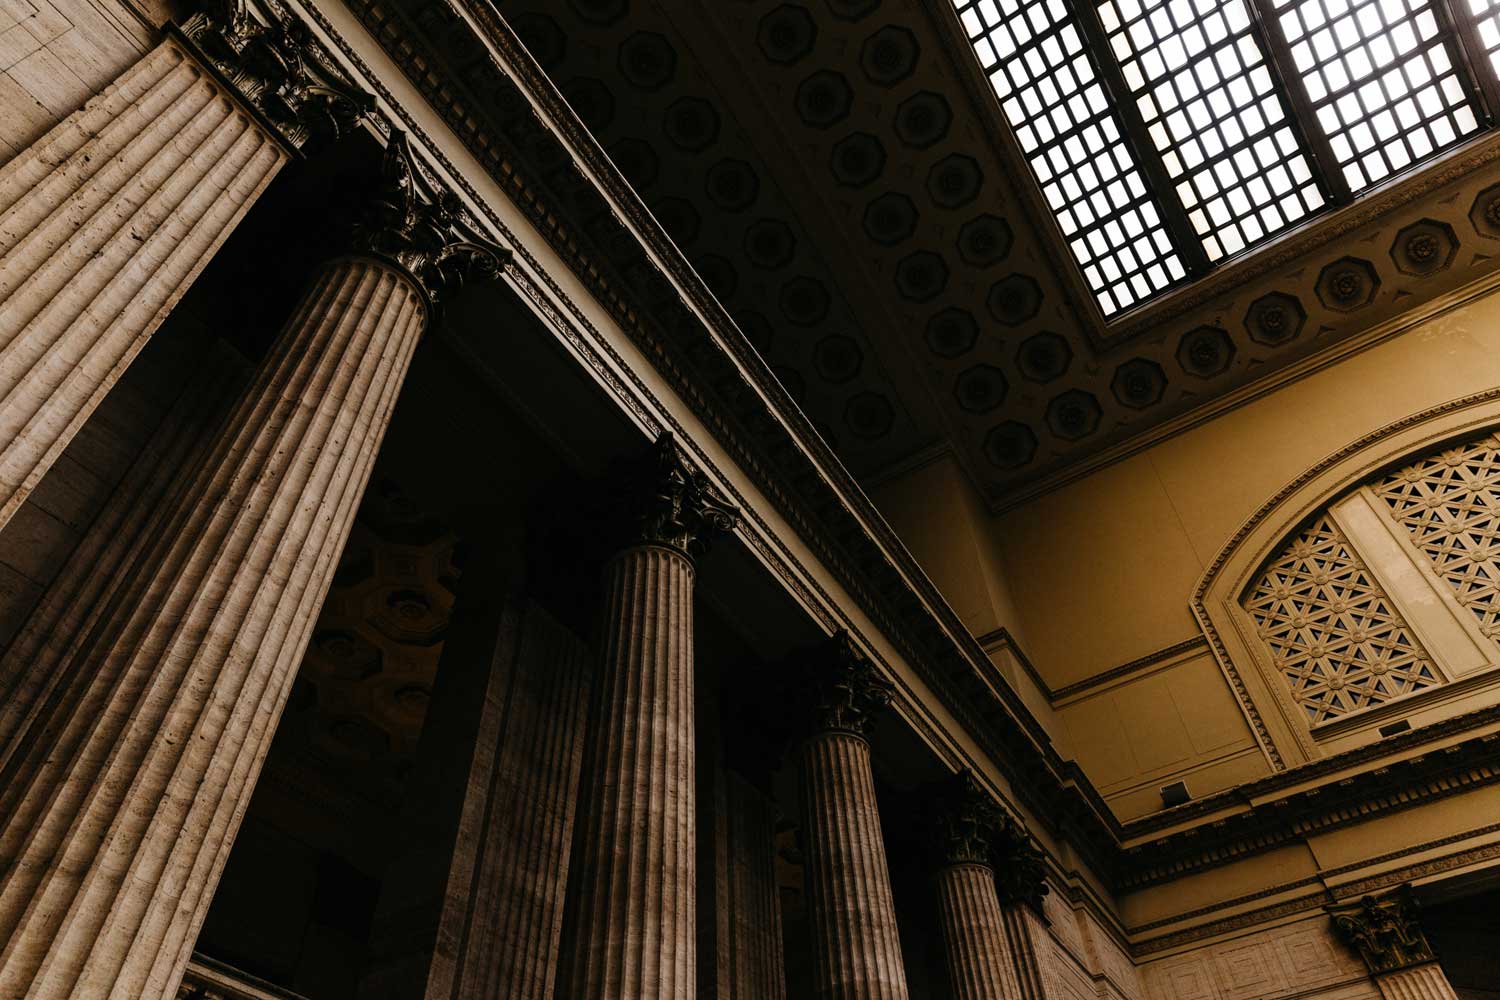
[0,134,503,1000]
[560,434,737,1000]
[931,772,1021,1000]
[0,1,371,534]
[797,633,910,1000]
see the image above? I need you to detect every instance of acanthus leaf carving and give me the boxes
[934,768,1002,867]
[354,131,511,304]
[801,630,894,739]
[993,818,1050,912]
[179,0,374,149]
[1329,885,1437,974]
[617,432,739,559]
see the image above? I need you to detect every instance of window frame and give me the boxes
[1191,399,1500,768]
[938,0,1500,337]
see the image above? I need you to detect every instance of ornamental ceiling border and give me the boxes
[1191,385,1500,771]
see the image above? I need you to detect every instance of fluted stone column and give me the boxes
[797,633,909,1000]
[559,434,737,1000]
[0,135,503,1000]
[932,772,1019,1000]
[723,772,789,1000]
[0,0,372,535]
[703,763,788,1000]
[361,593,592,1000]
[0,343,245,768]
[1331,888,1461,1000]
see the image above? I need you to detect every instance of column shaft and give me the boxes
[721,771,787,1000]
[562,544,697,999]
[0,344,243,766]
[800,731,909,1000]
[0,255,424,1000]
[0,38,286,532]
[936,863,1020,1000]
[1374,965,1460,1000]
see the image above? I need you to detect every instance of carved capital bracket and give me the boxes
[354,131,511,305]
[1329,885,1438,975]
[993,817,1050,913]
[800,631,895,740]
[614,432,739,560]
[175,0,374,151]
[934,769,1003,868]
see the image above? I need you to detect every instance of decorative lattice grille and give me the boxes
[1375,432,1500,638]
[1244,514,1440,724]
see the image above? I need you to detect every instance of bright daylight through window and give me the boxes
[953,0,1500,317]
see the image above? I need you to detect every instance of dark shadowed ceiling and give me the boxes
[497,0,1500,505]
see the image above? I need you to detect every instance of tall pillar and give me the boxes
[932,772,1020,1000]
[993,822,1054,1000]
[0,134,504,1000]
[0,2,369,534]
[797,632,909,1000]
[559,434,737,1000]
[702,760,788,1000]
[0,343,245,766]
[361,591,592,1000]
[1331,887,1461,1000]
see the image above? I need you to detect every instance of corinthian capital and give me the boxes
[177,0,373,150]
[934,770,1002,867]
[354,132,511,304]
[993,822,1049,912]
[801,631,894,739]
[615,433,739,559]
[1330,886,1437,974]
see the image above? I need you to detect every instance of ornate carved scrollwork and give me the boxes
[934,769,1002,867]
[801,631,894,739]
[354,131,511,304]
[1329,885,1438,974]
[993,819,1050,912]
[617,432,739,559]
[178,0,374,149]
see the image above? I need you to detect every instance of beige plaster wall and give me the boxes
[875,281,1500,814]
[995,291,1500,689]
[869,449,1023,644]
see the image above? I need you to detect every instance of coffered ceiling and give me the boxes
[497,0,1500,505]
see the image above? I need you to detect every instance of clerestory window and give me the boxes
[1241,431,1500,730]
[952,0,1500,317]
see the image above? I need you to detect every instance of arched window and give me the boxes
[1241,431,1500,734]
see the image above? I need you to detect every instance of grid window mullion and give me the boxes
[1443,0,1500,119]
[1097,0,1330,262]
[1248,0,1358,203]
[1463,0,1500,86]
[954,0,1193,316]
[1269,0,1484,192]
